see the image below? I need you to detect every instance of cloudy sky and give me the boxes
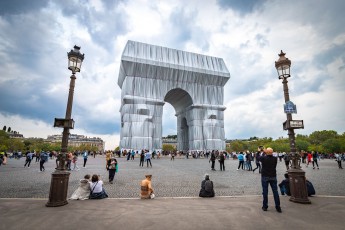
[0,0,344,150]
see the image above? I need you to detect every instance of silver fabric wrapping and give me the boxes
[118,40,230,151]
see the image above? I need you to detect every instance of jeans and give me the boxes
[139,159,144,167]
[261,176,280,208]
[253,162,261,173]
[108,169,116,182]
[40,160,45,171]
[24,159,32,167]
[83,158,87,167]
[312,160,319,168]
[238,161,244,169]
[211,160,215,169]
[146,159,152,167]
[219,161,225,171]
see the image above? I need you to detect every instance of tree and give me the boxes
[7,127,11,132]
[7,138,24,152]
[2,126,6,131]
[309,130,338,145]
[228,140,245,152]
[162,144,176,152]
[295,139,310,152]
[322,138,341,153]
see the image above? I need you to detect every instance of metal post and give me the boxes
[282,78,311,204]
[46,74,76,207]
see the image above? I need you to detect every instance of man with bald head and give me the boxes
[260,147,282,213]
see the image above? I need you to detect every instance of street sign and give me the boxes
[283,120,304,130]
[284,101,297,114]
[54,118,75,129]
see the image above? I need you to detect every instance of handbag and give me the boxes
[89,181,98,199]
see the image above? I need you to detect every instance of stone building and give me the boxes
[46,134,104,152]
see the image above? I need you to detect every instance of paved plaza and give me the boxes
[0,155,344,198]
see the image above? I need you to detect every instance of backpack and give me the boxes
[205,180,213,193]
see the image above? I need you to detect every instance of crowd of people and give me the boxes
[1,146,341,208]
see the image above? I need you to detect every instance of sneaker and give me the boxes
[276,207,282,213]
[237,169,239,171]
[262,207,268,211]
[313,167,315,169]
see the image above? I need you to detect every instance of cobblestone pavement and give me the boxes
[0,156,344,198]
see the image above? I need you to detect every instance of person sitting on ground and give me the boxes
[141,174,155,199]
[278,173,291,196]
[306,178,316,197]
[279,174,315,197]
[89,174,108,199]
[70,174,91,200]
[199,174,215,198]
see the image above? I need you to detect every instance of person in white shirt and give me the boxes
[89,174,108,199]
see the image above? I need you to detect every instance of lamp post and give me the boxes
[275,50,310,204]
[46,45,85,207]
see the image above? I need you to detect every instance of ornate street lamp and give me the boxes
[46,46,85,207]
[275,50,310,204]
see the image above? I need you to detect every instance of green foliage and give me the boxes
[115,146,120,151]
[162,144,176,152]
[295,139,310,152]
[7,127,11,132]
[309,130,338,145]
[2,126,6,131]
[322,138,341,153]
[7,138,25,151]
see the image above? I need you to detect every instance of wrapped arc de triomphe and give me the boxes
[118,41,230,152]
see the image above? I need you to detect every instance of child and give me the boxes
[70,174,91,200]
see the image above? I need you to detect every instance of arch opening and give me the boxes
[164,88,193,114]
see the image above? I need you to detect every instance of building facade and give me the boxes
[46,134,105,152]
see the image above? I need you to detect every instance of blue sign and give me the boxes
[284,101,297,114]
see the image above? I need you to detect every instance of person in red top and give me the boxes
[306,152,312,167]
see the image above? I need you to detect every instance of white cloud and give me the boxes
[1,0,344,151]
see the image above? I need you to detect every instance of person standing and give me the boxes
[39,151,48,172]
[24,151,34,168]
[312,151,319,169]
[246,152,252,171]
[260,147,281,213]
[66,152,73,171]
[306,152,312,167]
[219,152,225,171]
[72,154,79,171]
[253,147,263,173]
[209,151,216,171]
[237,152,244,170]
[139,149,145,167]
[83,151,88,168]
[171,151,175,161]
[107,157,117,184]
[335,153,343,169]
[284,153,290,170]
[35,151,40,163]
[145,150,152,167]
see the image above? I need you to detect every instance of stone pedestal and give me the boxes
[46,170,70,207]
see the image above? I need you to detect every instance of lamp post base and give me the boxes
[46,170,70,207]
[288,168,311,204]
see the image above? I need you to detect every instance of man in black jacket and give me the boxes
[260,147,281,213]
